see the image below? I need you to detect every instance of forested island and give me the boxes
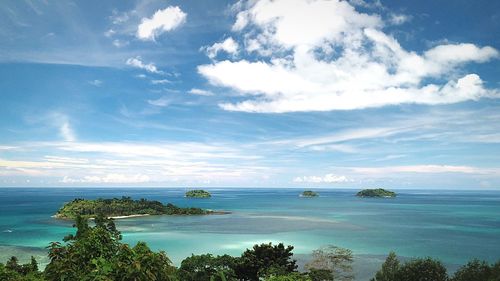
[301,190,319,197]
[185,189,211,198]
[356,188,396,198]
[54,197,216,220]
[1,216,498,281]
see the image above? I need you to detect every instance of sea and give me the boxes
[1,188,500,280]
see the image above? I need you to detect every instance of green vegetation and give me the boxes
[356,188,396,198]
[301,191,319,197]
[185,189,212,198]
[0,256,43,281]
[1,220,500,281]
[371,252,500,281]
[450,259,500,281]
[55,197,211,219]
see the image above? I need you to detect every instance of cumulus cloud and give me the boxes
[126,56,162,74]
[198,0,499,113]
[204,37,239,59]
[294,173,350,183]
[137,6,186,41]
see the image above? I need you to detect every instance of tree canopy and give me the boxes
[356,189,396,198]
[55,197,210,219]
[185,190,212,198]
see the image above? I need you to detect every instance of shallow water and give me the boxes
[1,188,499,278]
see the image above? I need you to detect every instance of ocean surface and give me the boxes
[1,188,500,280]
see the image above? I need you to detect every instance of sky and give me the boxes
[1,0,500,189]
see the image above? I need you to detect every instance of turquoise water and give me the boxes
[1,188,500,278]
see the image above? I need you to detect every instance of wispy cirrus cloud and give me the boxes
[188,88,214,96]
[0,140,268,185]
[349,165,500,175]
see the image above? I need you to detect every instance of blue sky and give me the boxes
[1,0,500,189]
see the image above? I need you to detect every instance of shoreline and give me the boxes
[51,214,151,220]
[52,211,231,220]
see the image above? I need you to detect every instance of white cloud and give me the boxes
[294,173,350,183]
[198,0,499,113]
[112,39,129,48]
[137,6,187,41]
[388,13,411,25]
[60,121,76,142]
[126,56,162,74]
[88,79,103,86]
[61,174,150,184]
[0,140,269,185]
[350,165,500,175]
[349,0,383,9]
[104,29,116,37]
[147,96,170,107]
[204,37,239,59]
[271,127,408,148]
[188,88,214,96]
[151,79,171,85]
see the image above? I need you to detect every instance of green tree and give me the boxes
[305,245,354,281]
[5,256,21,273]
[44,215,176,281]
[178,253,237,281]
[0,257,45,281]
[395,257,448,281]
[371,252,399,281]
[451,259,500,281]
[308,268,334,281]
[235,243,297,281]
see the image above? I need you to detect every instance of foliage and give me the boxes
[265,272,312,281]
[177,253,237,281]
[396,257,447,281]
[44,215,176,281]
[0,256,45,281]
[371,252,399,281]
[305,245,353,281]
[301,191,319,197]
[55,196,209,219]
[185,190,212,198]
[307,268,334,281]
[356,189,396,198]
[235,243,297,281]
[372,253,448,281]
[164,203,207,215]
[451,259,500,281]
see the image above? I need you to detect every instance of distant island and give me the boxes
[185,189,211,198]
[300,190,319,197]
[54,197,220,220]
[356,188,396,198]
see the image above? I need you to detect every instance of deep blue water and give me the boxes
[1,188,500,279]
